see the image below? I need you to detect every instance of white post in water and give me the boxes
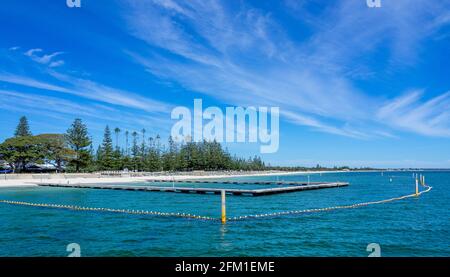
[422,175,425,186]
[221,190,226,224]
[307,175,310,185]
[415,178,419,196]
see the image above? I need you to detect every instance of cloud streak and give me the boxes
[122,0,373,138]
[0,89,173,133]
[120,0,450,139]
[377,90,450,137]
[24,48,65,67]
[0,71,172,114]
[1,1,449,143]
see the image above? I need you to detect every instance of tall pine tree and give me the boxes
[14,116,32,137]
[99,125,114,170]
[65,119,91,172]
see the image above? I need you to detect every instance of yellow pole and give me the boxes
[415,178,419,196]
[221,190,226,224]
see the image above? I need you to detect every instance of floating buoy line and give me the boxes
[0,200,216,221]
[229,182,432,221]
[0,176,432,223]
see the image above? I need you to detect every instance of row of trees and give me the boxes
[0,116,266,173]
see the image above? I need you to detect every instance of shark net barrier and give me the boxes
[0,180,432,223]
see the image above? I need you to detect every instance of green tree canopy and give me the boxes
[36,134,75,172]
[3,116,269,173]
[0,136,44,172]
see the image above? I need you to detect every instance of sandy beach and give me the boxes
[0,170,342,188]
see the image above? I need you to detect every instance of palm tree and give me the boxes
[155,134,161,155]
[125,130,129,156]
[131,131,139,157]
[131,131,139,171]
[114,127,121,150]
[141,128,146,156]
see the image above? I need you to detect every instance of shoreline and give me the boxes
[0,169,433,189]
[0,170,344,188]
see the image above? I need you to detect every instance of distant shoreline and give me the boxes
[0,169,446,188]
[0,170,339,188]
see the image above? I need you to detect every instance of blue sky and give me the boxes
[1,0,450,168]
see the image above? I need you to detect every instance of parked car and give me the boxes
[25,163,57,173]
[0,160,12,174]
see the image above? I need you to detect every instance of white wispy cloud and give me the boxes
[122,0,374,138]
[49,71,172,113]
[2,1,449,142]
[0,71,171,114]
[281,110,371,139]
[1,44,176,134]
[295,0,450,68]
[120,0,450,139]
[377,90,450,137]
[49,60,65,68]
[24,48,42,56]
[24,48,65,67]
[0,89,173,133]
[0,73,72,93]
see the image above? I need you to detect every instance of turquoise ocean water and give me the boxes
[0,171,448,256]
